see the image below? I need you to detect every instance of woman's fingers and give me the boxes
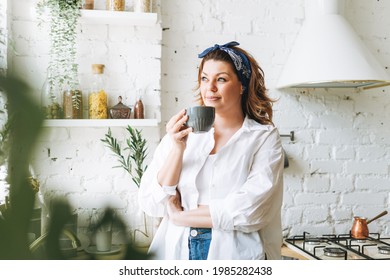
[172,127,192,142]
[166,109,186,132]
[165,109,193,144]
[172,114,189,132]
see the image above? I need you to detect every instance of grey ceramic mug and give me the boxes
[186,106,215,133]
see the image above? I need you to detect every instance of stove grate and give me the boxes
[284,232,390,260]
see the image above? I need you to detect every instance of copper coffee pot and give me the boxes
[351,210,388,239]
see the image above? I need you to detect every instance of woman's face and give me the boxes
[200,59,243,115]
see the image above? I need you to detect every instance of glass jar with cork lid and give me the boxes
[106,0,125,11]
[135,0,152,12]
[88,64,108,119]
[41,71,62,119]
[63,88,83,119]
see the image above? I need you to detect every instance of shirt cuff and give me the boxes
[162,185,177,196]
[209,198,234,231]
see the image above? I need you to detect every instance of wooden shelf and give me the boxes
[43,119,159,127]
[79,9,158,26]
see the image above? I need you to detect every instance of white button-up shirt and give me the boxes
[138,117,284,260]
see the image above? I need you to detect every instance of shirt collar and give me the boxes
[241,116,272,132]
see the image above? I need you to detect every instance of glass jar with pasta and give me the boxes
[106,0,125,11]
[88,64,108,119]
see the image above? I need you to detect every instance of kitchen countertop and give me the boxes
[281,244,309,260]
[68,244,149,260]
[69,244,307,260]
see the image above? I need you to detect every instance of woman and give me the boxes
[138,41,284,260]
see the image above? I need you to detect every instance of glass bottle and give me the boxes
[135,0,152,13]
[63,88,83,119]
[82,0,94,9]
[88,64,108,119]
[106,0,125,11]
[41,72,62,119]
[133,96,144,119]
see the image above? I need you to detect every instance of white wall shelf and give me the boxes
[43,119,159,127]
[79,9,158,26]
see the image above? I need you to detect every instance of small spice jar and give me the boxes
[106,0,125,11]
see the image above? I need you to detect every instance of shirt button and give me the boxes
[190,229,198,237]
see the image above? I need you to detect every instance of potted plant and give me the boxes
[37,0,83,119]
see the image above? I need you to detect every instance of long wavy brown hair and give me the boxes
[195,46,275,125]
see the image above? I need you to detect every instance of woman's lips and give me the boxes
[205,96,220,101]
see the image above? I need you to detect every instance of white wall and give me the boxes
[160,0,390,237]
[2,0,390,245]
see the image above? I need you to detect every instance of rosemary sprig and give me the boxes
[126,126,148,187]
[101,126,148,187]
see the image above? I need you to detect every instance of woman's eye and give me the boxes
[201,76,208,82]
[218,77,226,82]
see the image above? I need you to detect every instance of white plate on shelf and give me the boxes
[85,245,121,255]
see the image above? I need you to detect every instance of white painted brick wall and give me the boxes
[159,0,390,238]
[1,0,390,246]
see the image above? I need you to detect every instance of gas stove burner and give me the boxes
[356,239,366,243]
[305,238,321,245]
[323,247,346,257]
[378,246,390,255]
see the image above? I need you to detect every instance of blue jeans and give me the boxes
[188,228,212,260]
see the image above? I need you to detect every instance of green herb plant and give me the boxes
[101,126,148,188]
[36,0,82,110]
[101,126,150,243]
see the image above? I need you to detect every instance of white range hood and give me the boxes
[277,0,390,90]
